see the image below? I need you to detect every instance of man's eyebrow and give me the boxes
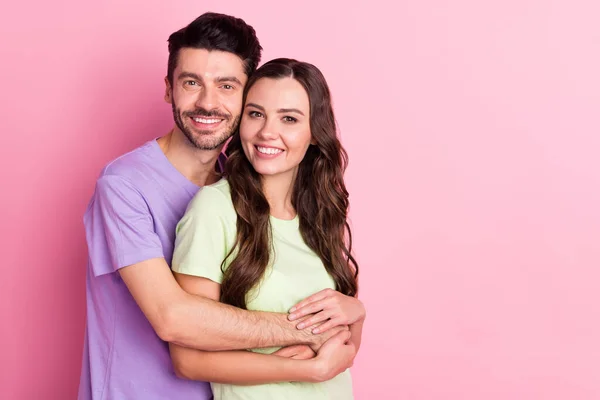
[177,72,242,86]
[177,72,203,81]
[215,76,243,86]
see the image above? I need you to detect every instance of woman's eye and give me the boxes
[283,116,297,123]
[248,111,263,118]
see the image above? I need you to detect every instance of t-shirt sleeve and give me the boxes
[84,175,163,277]
[171,186,235,284]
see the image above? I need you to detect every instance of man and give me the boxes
[78,12,355,400]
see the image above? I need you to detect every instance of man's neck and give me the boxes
[157,128,222,187]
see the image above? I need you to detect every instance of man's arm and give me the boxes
[88,175,325,351]
[119,258,331,351]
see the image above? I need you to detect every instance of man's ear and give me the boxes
[164,76,172,104]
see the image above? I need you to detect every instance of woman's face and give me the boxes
[239,77,313,182]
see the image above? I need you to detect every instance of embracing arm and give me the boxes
[90,175,318,351]
[119,258,320,351]
[168,273,355,384]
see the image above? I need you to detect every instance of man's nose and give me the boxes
[195,87,217,110]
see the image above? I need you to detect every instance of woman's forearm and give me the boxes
[170,343,320,385]
[350,320,364,352]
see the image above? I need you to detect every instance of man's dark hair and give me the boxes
[167,12,262,84]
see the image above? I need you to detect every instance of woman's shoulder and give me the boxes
[187,178,234,215]
[206,177,231,195]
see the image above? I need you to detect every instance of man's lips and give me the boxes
[190,116,225,124]
[188,115,227,129]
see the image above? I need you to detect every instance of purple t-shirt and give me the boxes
[78,139,222,400]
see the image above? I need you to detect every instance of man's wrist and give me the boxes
[252,312,313,349]
[272,312,318,347]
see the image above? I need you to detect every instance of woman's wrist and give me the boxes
[288,358,328,383]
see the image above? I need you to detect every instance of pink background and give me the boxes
[1,0,599,399]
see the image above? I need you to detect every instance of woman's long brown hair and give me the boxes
[221,58,358,309]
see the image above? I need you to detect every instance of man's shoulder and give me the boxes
[98,140,159,182]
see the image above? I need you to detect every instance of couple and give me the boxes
[79,12,365,400]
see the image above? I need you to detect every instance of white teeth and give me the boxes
[256,146,283,155]
[193,118,221,124]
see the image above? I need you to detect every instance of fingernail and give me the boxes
[289,307,296,312]
[312,328,320,334]
[297,323,305,329]
[288,314,296,320]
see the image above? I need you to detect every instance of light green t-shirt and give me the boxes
[172,179,353,400]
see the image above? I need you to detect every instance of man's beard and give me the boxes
[172,102,240,150]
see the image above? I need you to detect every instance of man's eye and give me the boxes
[222,84,233,90]
[185,81,197,86]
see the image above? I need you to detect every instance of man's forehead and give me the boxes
[176,48,246,79]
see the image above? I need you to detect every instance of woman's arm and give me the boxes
[169,273,355,384]
[171,344,317,384]
[349,320,364,351]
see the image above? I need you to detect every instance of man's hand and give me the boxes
[272,345,316,360]
[288,289,366,334]
[293,313,349,352]
[309,330,356,382]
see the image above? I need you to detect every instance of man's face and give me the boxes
[165,48,247,150]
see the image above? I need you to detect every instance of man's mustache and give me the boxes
[184,109,229,119]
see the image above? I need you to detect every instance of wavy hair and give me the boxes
[221,58,358,309]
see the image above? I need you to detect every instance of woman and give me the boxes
[170,58,365,399]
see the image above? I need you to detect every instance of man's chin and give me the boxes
[189,134,230,151]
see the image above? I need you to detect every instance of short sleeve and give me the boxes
[84,175,163,276]
[171,185,236,284]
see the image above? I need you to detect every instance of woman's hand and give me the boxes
[272,345,316,360]
[288,289,366,333]
[310,330,356,382]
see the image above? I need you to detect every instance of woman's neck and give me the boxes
[261,171,297,220]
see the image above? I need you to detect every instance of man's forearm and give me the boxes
[164,291,315,351]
